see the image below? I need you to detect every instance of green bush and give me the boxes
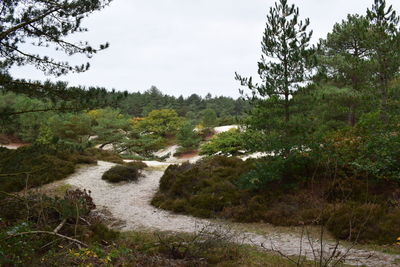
[326,203,400,244]
[124,161,148,170]
[85,148,124,164]
[152,156,254,218]
[102,165,141,183]
[238,152,315,190]
[199,129,243,156]
[0,145,82,194]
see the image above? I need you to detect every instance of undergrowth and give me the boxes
[152,153,400,245]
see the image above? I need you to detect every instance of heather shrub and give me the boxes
[124,160,148,170]
[152,156,254,218]
[102,165,142,183]
[325,203,400,244]
[0,145,79,194]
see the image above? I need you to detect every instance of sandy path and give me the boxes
[62,161,400,266]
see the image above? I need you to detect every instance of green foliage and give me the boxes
[45,113,93,147]
[137,109,184,137]
[124,160,148,170]
[176,121,200,150]
[326,203,400,244]
[238,152,314,190]
[0,145,92,194]
[236,0,314,154]
[102,165,142,183]
[85,148,124,164]
[0,0,111,76]
[202,108,217,128]
[122,128,165,157]
[152,156,254,218]
[200,129,243,156]
[88,108,131,149]
[366,0,400,118]
[318,14,372,126]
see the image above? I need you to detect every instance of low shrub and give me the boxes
[152,156,254,218]
[199,129,243,156]
[325,203,400,244]
[102,165,142,183]
[0,145,80,194]
[124,160,148,170]
[85,148,124,164]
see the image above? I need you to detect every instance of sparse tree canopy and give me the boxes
[0,0,112,76]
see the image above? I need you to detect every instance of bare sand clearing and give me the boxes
[60,161,400,266]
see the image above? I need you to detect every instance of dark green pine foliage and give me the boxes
[318,15,371,126]
[176,122,200,150]
[0,0,113,112]
[366,0,400,120]
[0,0,112,76]
[236,0,313,153]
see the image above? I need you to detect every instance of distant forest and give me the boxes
[119,86,249,122]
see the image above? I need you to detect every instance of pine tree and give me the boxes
[0,0,112,76]
[236,0,313,153]
[319,15,371,126]
[366,0,400,120]
[176,122,200,150]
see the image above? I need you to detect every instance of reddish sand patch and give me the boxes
[177,150,199,159]
[0,134,30,149]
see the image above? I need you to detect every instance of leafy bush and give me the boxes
[102,165,142,183]
[199,129,243,156]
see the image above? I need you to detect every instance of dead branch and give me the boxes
[53,218,67,233]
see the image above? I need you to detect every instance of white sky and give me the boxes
[9,0,400,98]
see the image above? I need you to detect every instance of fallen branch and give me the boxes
[53,218,67,233]
[5,231,88,247]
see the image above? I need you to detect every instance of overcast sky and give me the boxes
[9,0,400,98]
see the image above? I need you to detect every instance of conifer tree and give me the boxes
[319,15,371,126]
[366,0,400,120]
[236,0,313,153]
[0,0,112,76]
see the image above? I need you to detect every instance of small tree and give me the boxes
[48,113,93,147]
[89,108,131,149]
[138,109,183,138]
[236,0,313,153]
[200,129,243,156]
[176,122,200,151]
[202,108,217,128]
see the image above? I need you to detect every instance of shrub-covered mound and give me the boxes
[0,145,97,194]
[152,152,400,245]
[152,156,255,218]
[102,165,143,183]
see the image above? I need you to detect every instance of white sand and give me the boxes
[214,125,239,134]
